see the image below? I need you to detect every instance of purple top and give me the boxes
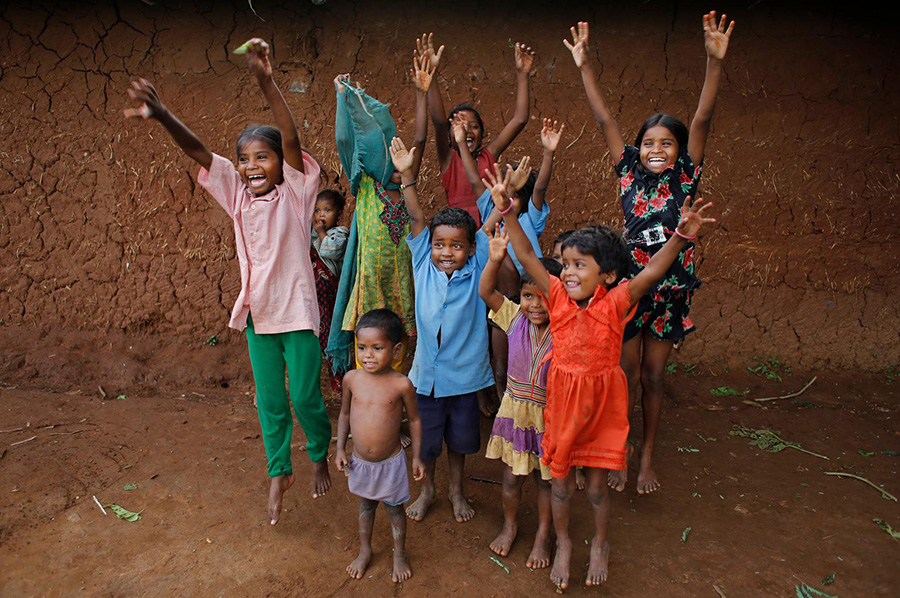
[490,298,552,406]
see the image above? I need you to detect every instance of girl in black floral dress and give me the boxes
[564,12,735,495]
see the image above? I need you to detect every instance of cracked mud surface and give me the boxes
[0,1,898,595]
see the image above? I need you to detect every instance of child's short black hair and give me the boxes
[236,124,284,164]
[635,113,689,150]
[429,207,477,245]
[521,257,563,288]
[448,103,485,140]
[511,161,538,209]
[553,229,575,248]
[561,225,630,287]
[355,308,404,344]
[316,189,346,212]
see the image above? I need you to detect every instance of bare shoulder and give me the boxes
[342,369,361,389]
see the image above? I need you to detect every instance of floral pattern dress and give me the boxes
[616,145,703,341]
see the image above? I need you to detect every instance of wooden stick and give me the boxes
[10,435,36,447]
[753,376,817,402]
[713,584,727,598]
[564,122,587,150]
[92,495,108,515]
[824,471,898,502]
[0,427,24,434]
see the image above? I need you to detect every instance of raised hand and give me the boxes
[242,38,272,79]
[541,118,565,152]
[487,223,510,263]
[450,113,469,147]
[416,32,445,71]
[389,136,416,174]
[703,11,735,61]
[509,155,532,192]
[676,194,716,238]
[124,78,166,120]
[563,22,590,68]
[481,162,513,212]
[411,52,436,92]
[514,42,536,74]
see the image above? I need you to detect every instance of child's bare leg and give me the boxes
[637,336,673,495]
[447,450,474,522]
[406,460,436,521]
[549,471,575,590]
[611,334,642,491]
[385,504,412,583]
[584,467,611,586]
[490,467,524,556]
[526,472,552,570]
[268,474,295,525]
[347,498,378,579]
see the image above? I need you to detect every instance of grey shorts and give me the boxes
[347,449,410,506]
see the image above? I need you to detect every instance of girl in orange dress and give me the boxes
[482,164,715,591]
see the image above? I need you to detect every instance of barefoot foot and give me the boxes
[392,550,412,583]
[585,539,609,586]
[400,432,412,449]
[406,485,436,521]
[489,522,517,556]
[268,474,294,525]
[525,530,552,569]
[312,460,331,499]
[636,450,660,495]
[550,536,572,590]
[575,467,586,491]
[608,442,634,492]
[449,492,475,523]
[346,547,372,579]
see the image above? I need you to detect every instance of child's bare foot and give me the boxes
[312,460,331,498]
[585,538,610,586]
[525,530,552,569]
[636,450,660,495]
[346,546,372,579]
[392,549,412,583]
[575,468,586,491]
[489,522,517,556]
[268,474,294,525]
[406,485,436,521]
[449,492,475,522]
[550,536,572,590]
[608,442,633,492]
[400,432,412,449]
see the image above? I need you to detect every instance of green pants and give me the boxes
[246,318,331,476]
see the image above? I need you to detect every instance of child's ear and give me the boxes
[392,341,403,362]
[468,241,476,257]
[602,271,617,286]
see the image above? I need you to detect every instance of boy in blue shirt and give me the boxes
[389,137,493,524]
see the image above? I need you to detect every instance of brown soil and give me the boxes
[1,0,899,596]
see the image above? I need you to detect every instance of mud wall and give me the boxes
[1,0,897,387]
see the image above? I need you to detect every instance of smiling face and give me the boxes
[450,109,483,154]
[431,224,475,275]
[237,138,283,196]
[519,282,549,328]
[355,326,400,374]
[560,246,617,306]
[314,197,341,230]
[639,125,679,174]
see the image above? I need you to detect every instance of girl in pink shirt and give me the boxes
[125,39,332,526]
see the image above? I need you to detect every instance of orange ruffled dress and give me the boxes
[541,276,636,478]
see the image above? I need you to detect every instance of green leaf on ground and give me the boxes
[730,425,829,460]
[681,527,691,542]
[880,450,900,457]
[794,582,837,598]
[858,450,875,457]
[115,394,126,400]
[821,573,835,586]
[710,386,746,397]
[124,482,137,491]
[489,556,510,574]
[873,518,900,540]
[104,504,142,522]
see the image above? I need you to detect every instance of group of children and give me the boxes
[125,10,733,589]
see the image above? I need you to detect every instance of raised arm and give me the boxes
[688,12,735,165]
[485,42,535,158]
[390,137,425,237]
[479,223,510,312]
[629,195,716,302]
[482,163,549,296]
[564,22,625,162]
[244,39,304,173]
[410,52,435,178]
[417,33,451,171]
[452,114,486,197]
[125,78,213,171]
[533,119,564,210]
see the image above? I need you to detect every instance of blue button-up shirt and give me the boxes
[406,227,494,397]
[477,190,549,275]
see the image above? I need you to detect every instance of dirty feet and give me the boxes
[312,460,331,499]
[550,536,572,590]
[392,549,412,583]
[406,485,436,521]
[450,492,475,523]
[489,522,517,556]
[268,474,294,525]
[346,547,372,579]
[585,538,610,586]
[525,529,552,569]
[608,444,633,492]
[636,450,660,495]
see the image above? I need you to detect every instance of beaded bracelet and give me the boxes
[399,180,417,191]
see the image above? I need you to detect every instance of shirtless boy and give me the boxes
[336,309,425,583]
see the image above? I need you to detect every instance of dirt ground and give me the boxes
[1,370,898,597]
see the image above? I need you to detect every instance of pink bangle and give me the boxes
[498,200,514,215]
[674,227,696,241]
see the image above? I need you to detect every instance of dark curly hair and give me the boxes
[316,189,346,213]
[236,124,283,164]
[429,207,477,245]
[521,257,563,288]
[553,229,575,249]
[355,308,404,344]
[635,113,688,150]
[560,224,630,288]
